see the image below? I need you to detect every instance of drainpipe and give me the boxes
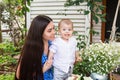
[109,0,120,41]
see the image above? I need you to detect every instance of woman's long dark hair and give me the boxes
[15,15,52,80]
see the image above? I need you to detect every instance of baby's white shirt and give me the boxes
[49,37,78,73]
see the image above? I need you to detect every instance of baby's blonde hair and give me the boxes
[58,19,73,29]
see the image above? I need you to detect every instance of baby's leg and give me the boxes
[65,66,73,80]
[54,67,68,80]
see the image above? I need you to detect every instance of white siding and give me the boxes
[92,8,102,43]
[1,23,11,41]
[27,0,104,43]
[27,0,90,36]
[1,0,102,43]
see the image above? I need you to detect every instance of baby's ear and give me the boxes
[58,29,61,34]
[58,27,61,31]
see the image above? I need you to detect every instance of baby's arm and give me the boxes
[48,51,54,60]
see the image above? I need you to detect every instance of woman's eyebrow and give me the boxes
[48,27,54,31]
[48,26,54,29]
[48,27,52,30]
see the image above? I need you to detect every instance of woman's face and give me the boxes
[43,21,55,41]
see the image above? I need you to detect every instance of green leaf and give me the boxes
[27,1,31,6]
[95,0,102,2]
[25,6,30,12]
[95,8,99,12]
[96,14,102,17]
[99,5,105,10]
[64,0,74,6]
[101,13,106,17]
[93,15,99,24]
[79,0,84,3]
[84,10,90,15]
[101,17,106,22]
[87,1,91,6]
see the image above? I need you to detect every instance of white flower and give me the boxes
[83,76,93,80]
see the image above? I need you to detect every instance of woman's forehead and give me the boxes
[46,22,54,29]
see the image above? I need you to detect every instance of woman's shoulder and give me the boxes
[48,40,52,46]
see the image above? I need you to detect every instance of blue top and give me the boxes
[41,41,53,80]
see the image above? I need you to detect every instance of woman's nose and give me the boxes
[52,29,55,35]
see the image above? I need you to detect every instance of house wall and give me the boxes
[1,0,102,43]
[93,22,102,43]
[91,2,103,43]
[1,23,11,41]
[27,0,101,43]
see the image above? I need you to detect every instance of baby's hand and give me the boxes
[76,56,82,62]
[74,56,82,64]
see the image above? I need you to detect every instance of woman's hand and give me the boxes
[43,59,53,72]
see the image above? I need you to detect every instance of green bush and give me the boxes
[0,73,14,80]
[0,41,19,72]
[0,41,19,55]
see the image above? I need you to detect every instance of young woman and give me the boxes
[15,15,55,80]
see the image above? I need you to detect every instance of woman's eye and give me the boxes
[63,29,66,31]
[48,29,52,32]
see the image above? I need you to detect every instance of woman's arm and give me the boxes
[16,63,20,79]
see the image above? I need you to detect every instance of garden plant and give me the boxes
[73,42,120,79]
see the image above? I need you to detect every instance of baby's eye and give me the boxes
[68,29,72,31]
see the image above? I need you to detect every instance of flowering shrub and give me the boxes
[73,42,120,76]
[67,74,93,80]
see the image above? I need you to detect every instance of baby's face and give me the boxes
[59,24,73,41]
